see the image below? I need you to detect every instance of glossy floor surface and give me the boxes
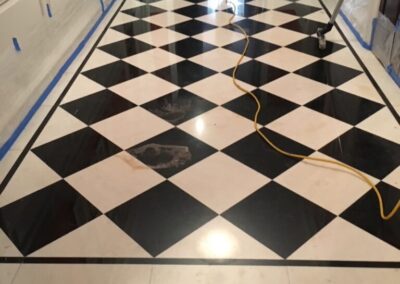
[1,0,400,282]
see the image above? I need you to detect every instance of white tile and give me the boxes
[384,166,400,189]
[323,48,362,71]
[256,47,318,72]
[288,266,400,284]
[198,0,230,10]
[185,73,254,105]
[159,216,280,259]
[261,73,333,105]
[193,28,244,47]
[92,107,173,149]
[98,29,130,46]
[0,153,60,207]
[32,216,151,257]
[82,49,119,72]
[144,12,190,27]
[250,10,298,26]
[62,75,105,104]
[151,265,290,284]
[0,150,22,182]
[170,152,269,213]
[289,218,400,261]
[275,152,378,215]
[196,11,244,26]
[110,73,179,105]
[33,108,86,147]
[111,13,138,26]
[122,0,144,10]
[338,74,385,104]
[0,264,20,284]
[253,27,307,46]
[151,0,193,10]
[124,48,184,72]
[303,9,330,23]
[66,152,164,213]
[134,28,188,47]
[297,0,322,8]
[189,48,250,72]
[13,264,152,284]
[249,0,291,9]
[0,229,22,257]
[356,108,400,144]
[267,107,351,149]
[179,107,255,150]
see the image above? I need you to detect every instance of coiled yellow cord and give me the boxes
[226,1,400,220]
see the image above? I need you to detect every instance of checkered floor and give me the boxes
[1,0,399,263]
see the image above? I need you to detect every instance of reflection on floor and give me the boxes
[1,0,400,283]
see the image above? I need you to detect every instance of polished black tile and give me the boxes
[223,37,280,58]
[224,4,267,17]
[223,89,299,125]
[184,0,205,3]
[127,128,217,177]
[138,0,162,3]
[295,60,362,87]
[160,38,217,58]
[99,38,154,58]
[222,181,335,258]
[281,18,324,35]
[222,128,313,178]
[168,19,217,36]
[224,19,273,35]
[112,20,161,36]
[123,5,165,18]
[276,3,321,17]
[61,89,136,125]
[286,36,346,58]
[174,5,214,18]
[107,181,217,256]
[223,60,288,87]
[82,61,146,87]
[341,182,400,249]
[320,128,400,179]
[142,89,216,125]
[0,180,101,256]
[32,128,121,177]
[152,60,216,87]
[305,89,384,125]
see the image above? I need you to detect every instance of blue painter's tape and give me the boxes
[12,37,21,52]
[46,3,53,18]
[339,11,373,50]
[0,0,119,160]
[100,0,105,13]
[388,65,400,87]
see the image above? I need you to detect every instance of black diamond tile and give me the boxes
[32,128,121,177]
[82,61,146,87]
[223,60,288,87]
[160,38,216,58]
[184,0,205,3]
[123,5,166,18]
[222,181,335,258]
[223,89,299,125]
[138,0,162,3]
[224,4,267,17]
[168,19,217,36]
[281,18,324,35]
[0,180,101,255]
[320,128,400,179]
[112,20,161,36]
[295,60,362,87]
[222,128,313,178]
[107,181,217,256]
[305,89,384,125]
[276,3,321,17]
[224,19,273,35]
[61,89,136,125]
[152,60,216,87]
[341,182,400,249]
[99,38,154,59]
[286,36,346,58]
[223,37,280,58]
[174,5,214,18]
[142,89,217,125]
[127,128,217,177]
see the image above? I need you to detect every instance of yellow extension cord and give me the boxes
[226,1,400,221]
